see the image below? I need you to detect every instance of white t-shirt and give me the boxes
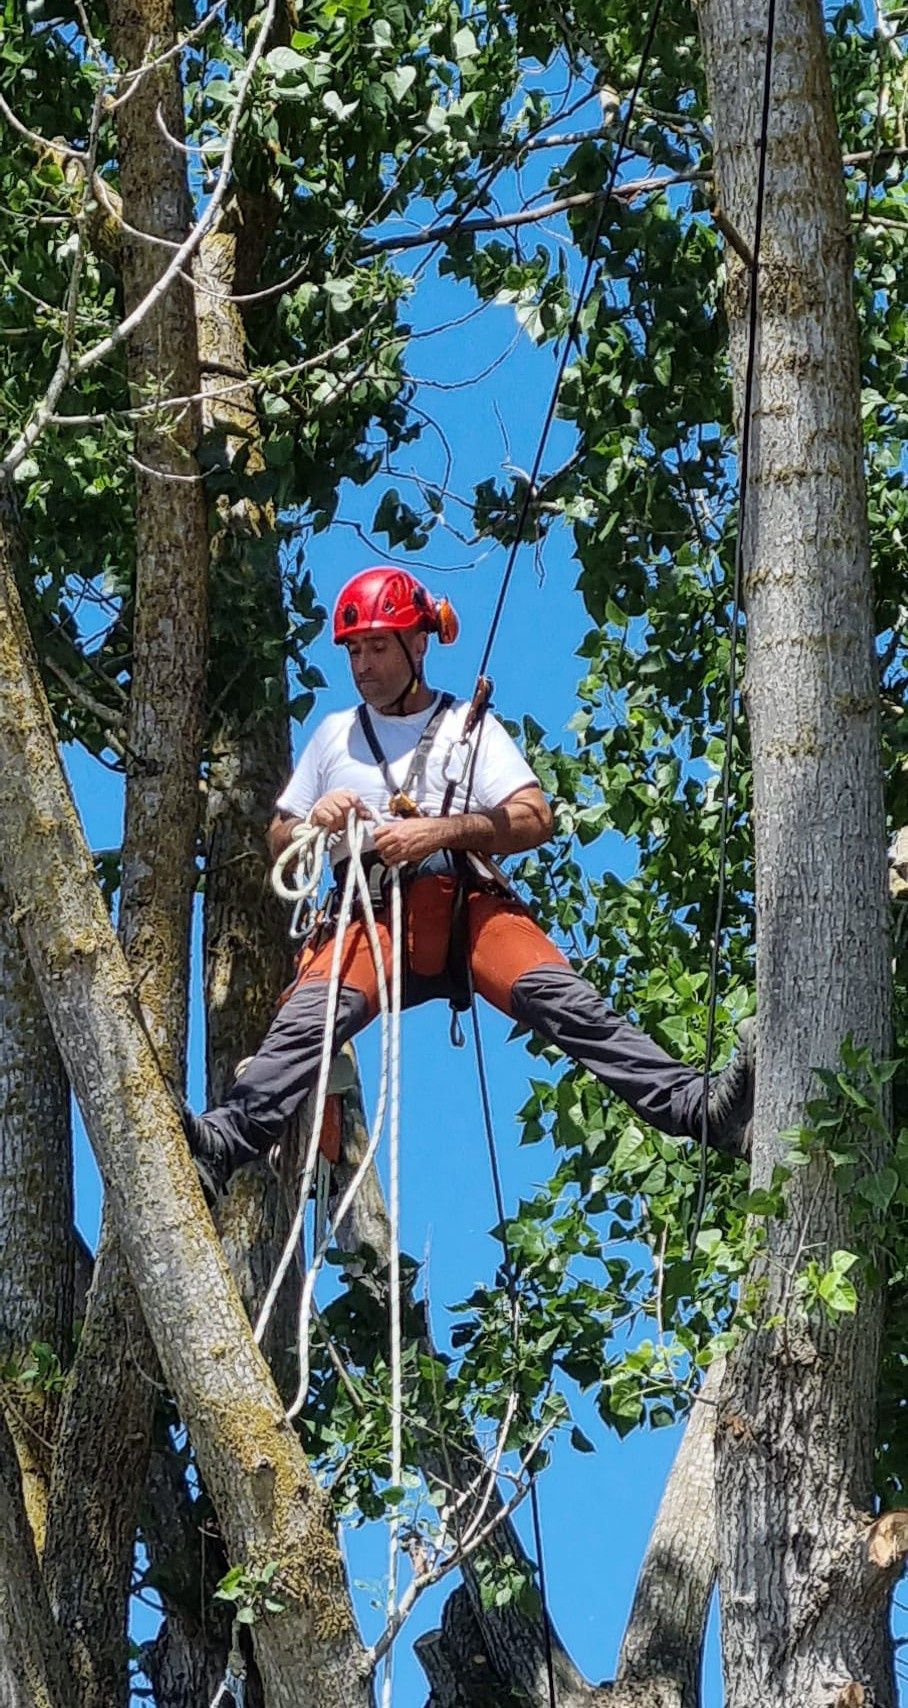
[275,695,538,863]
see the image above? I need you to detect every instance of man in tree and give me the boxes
[185,567,755,1194]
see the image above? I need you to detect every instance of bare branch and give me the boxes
[369,1421,550,1668]
[0,91,87,161]
[360,171,705,254]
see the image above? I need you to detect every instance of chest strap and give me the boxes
[357,692,455,817]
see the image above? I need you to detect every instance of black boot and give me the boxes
[181,1107,232,1203]
[705,1019,756,1158]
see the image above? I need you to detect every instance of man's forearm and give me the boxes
[436,798,552,857]
[266,811,305,863]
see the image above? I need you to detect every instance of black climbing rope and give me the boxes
[459,8,670,1700]
[691,0,777,1253]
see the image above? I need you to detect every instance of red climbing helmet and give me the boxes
[332,567,459,646]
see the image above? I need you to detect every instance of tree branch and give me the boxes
[359,172,705,254]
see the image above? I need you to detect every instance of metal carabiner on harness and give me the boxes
[439,675,493,816]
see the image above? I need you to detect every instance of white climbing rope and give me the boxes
[262,808,407,1701]
[271,819,330,939]
[381,865,404,1708]
[254,814,364,1348]
[287,845,400,1420]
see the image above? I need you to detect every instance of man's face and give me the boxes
[345,628,427,709]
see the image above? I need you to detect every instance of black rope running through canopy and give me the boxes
[454,0,780,1693]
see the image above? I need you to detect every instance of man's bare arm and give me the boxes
[442,785,554,854]
[372,786,553,867]
[266,811,305,863]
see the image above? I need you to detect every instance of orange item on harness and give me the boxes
[318,1094,342,1164]
[281,874,567,1020]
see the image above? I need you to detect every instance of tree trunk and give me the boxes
[110,0,209,1063]
[0,889,73,1556]
[196,214,300,1398]
[696,3,895,1702]
[607,1363,720,1708]
[43,1219,161,1706]
[0,496,372,1708]
[195,219,291,1110]
[40,5,211,1699]
[0,1409,78,1708]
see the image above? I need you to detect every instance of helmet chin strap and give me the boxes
[380,633,424,715]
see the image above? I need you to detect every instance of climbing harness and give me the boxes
[356,687,510,1023]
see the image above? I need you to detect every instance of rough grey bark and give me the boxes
[195,217,298,1391]
[43,1219,160,1705]
[195,219,291,1110]
[111,0,209,1056]
[696,2,895,1703]
[0,1409,78,1708]
[0,495,372,1708]
[607,1362,720,1708]
[0,889,73,1555]
[40,7,211,1703]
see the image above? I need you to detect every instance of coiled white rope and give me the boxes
[254,819,364,1351]
[263,809,406,1700]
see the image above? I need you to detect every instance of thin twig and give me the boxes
[369,1419,552,1666]
[109,0,228,110]
[361,171,705,254]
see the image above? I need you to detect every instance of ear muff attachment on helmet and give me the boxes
[433,596,459,645]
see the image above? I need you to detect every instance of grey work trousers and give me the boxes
[201,959,705,1176]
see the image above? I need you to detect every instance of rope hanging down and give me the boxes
[474,0,667,686]
[455,7,668,1699]
[268,813,406,1708]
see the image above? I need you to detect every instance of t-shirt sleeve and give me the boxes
[275,727,324,820]
[469,712,540,810]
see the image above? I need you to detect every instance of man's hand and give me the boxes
[372,814,447,867]
[309,789,372,833]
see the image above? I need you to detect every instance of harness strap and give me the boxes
[439,676,492,818]
[357,692,455,818]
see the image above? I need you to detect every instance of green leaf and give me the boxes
[452,25,478,59]
[570,1424,596,1453]
[856,1167,898,1212]
[265,45,310,75]
[384,65,416,101]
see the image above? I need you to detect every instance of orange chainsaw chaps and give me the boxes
[467,891,569,1014]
